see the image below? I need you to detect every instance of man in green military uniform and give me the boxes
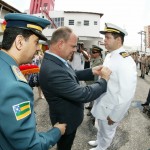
[85,45,104,84]
[85,45,103,116]
[0,13,66,150]
[140,54,146,79]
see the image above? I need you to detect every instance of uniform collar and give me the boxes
[0,50,18,66]
[110,46,125,57]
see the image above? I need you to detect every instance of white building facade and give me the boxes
[34,10,104,51]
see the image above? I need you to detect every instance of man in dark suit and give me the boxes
[39,26,111,150]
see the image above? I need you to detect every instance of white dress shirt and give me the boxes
[69,52,85,70]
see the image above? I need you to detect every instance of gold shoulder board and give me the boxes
[119,52,129,58]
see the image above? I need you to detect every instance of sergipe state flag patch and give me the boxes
[12,101,31,121]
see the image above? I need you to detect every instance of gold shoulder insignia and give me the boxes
[119,52,129,58]
[11,65,27,83]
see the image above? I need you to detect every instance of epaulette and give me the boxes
[119,52,129,58]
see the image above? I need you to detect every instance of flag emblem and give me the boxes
[13,101,31,121]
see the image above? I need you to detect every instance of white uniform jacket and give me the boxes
[91,47,137,122]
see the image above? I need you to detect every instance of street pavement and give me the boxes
[34,68,150,150]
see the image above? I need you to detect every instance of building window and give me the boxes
[84,20,89,26]
[48,17,64,29]
[69,20,74,25]
[54,18,58,27]
[94,21,97,25]
[57,18,60,27]
[43,3,48,11]
[61,18,64,26]
[77,21,82,26]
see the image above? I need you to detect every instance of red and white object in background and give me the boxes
[0,18,7,32]
[19,64,40,75]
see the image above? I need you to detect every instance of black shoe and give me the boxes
[85,106,92,110]
[141,103,149,106]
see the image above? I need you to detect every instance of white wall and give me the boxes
[34,11,104,50]
[42,11,102,39]
[64,13,100,37]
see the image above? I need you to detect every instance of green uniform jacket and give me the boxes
[0,51,61,150]
[86,56,103,84]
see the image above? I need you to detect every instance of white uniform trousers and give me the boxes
[95,119,119,150]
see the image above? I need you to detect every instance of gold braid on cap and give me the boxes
[27,24,42,32]
[93,47,100,51]
[104,28,120,33]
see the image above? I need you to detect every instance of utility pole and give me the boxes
[144,32,146,53]
[138,31,146,53]
[138,31,142,52]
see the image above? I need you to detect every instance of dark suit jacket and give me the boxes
[39,53,107,134]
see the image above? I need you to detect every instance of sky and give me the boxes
[3,0,150,50]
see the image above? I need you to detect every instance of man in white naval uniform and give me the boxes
[88,23,137,150]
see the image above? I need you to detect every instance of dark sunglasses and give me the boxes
[91,51,99,54]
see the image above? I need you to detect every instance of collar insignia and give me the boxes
[11,65,27,83]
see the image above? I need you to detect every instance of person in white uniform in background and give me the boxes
[69,42,90,86]
[88,23,137,150]
[69,42,89,70]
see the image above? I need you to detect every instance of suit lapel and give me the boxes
[62,63,79,83]
[44,53,79,83]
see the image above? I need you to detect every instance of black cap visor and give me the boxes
[13,27,47,41]
[29,28,47,41]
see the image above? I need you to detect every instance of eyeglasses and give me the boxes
[91,51,99,54]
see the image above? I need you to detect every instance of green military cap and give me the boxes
[4,13,50,41]
[91,45,103,52]
[100,23,128,36]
